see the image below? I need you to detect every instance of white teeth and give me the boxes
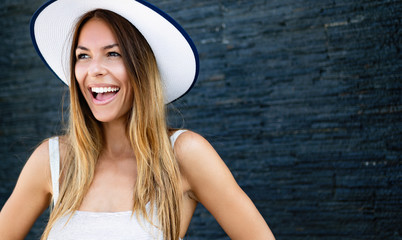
[91,87,120,93]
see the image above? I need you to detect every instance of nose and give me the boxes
[88,57,107,77]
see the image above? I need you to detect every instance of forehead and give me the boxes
[77,18,117,47]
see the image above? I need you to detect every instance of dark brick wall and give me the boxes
[0,0,401,239]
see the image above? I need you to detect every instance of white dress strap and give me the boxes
[170,130,187,149]
[48,136,60,206]
[48,133,185,205]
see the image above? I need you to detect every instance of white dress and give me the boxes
[47,130,187,240]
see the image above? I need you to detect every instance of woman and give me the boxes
[0,0,275,239]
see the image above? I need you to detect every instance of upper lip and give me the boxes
[88,83,120,88]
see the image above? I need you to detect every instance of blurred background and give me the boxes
[1,0,401,239]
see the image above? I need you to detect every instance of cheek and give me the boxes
[75,64,85,83]
[123,80,134,106]
[116,65,129,80]
[123,76,133,99]
[74,65,85,96]
[116,66,132,96]
[74,65,87,91]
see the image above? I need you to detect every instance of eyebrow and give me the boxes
[76,43,119,51]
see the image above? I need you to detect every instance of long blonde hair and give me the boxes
[42,9,182,240]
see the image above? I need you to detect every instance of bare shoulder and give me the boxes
[26,138,55,188]
[28,135,67,186]
[29,138,50,169]
[173,130,275,239]
[0,138,55,239]
[173,130,218,165]
[173,130,209,150]
[173,130,230,189]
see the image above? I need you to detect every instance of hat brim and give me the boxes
[30,0,199,103]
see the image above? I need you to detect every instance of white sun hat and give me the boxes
[30,0,199,103]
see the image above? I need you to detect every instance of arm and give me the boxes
[175,131,275,240]
[0,140,52,240]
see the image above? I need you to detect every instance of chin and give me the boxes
[91,112,117,123]
[94,116,114,123]
[92,110,129,124]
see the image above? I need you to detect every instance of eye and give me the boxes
[76,53,89,60]
[108,52,121,57]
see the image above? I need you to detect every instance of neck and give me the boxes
[101,118,134,159]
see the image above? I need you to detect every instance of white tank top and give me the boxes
[47,130,187,240]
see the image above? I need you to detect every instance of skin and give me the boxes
[0,19,275,239]
[75,19,133,124]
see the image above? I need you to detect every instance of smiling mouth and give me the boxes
[91,87,120,101]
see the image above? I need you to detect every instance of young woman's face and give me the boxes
[75,18,133,123]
